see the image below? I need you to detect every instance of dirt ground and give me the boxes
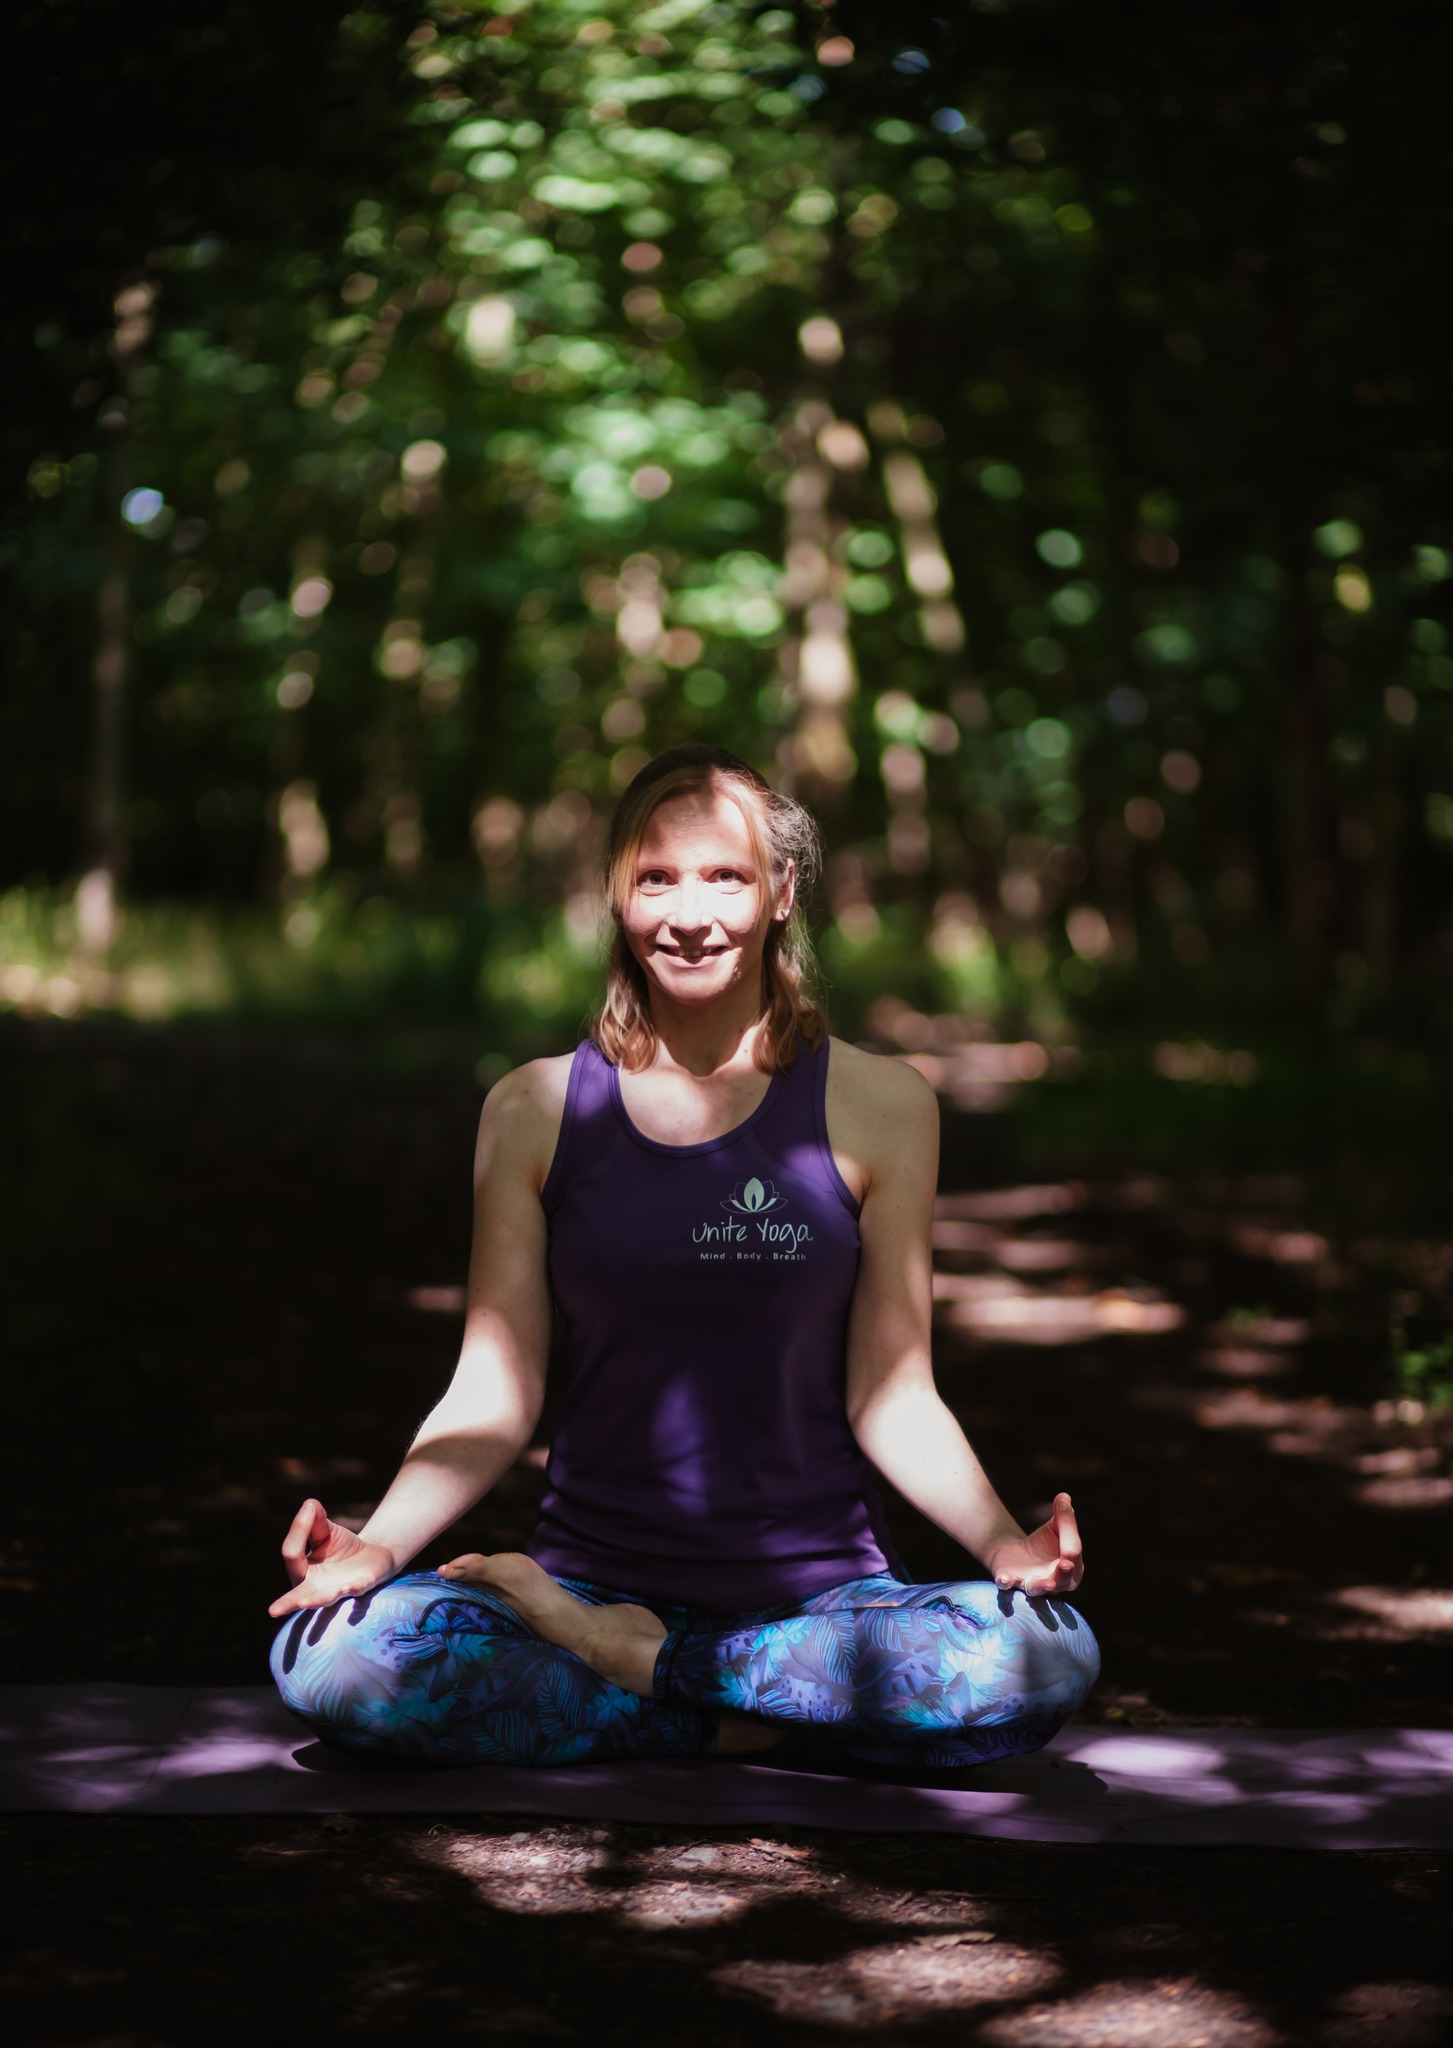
[2,1014,1450,2046]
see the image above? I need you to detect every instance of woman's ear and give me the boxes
[774,859,797,922]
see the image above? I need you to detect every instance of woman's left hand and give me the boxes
[985,1492,1083,1596]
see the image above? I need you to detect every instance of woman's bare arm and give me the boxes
[269,1057,568,1616]
[831,1043,1083,1595]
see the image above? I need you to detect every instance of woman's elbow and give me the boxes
[845,1381,891,1449]
[846,1367,937,1447]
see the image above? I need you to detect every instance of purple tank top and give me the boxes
[527,1036,896,1612]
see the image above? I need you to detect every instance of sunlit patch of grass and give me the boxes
[0,884,601,1062]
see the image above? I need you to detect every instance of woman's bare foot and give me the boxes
[439,1551,667,1696]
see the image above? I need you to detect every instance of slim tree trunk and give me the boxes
[77,556,130,953]
[1261,9,1330,1029]
[77,279,152,956]
[1279,503,1328,1021]
[1364,736,1403,1005]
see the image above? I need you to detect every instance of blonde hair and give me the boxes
[591,745,827,1073]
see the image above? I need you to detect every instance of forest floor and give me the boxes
[2,1012,1451,2047]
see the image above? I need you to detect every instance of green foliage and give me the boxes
[1390,1319,1453,1413]
[5,1,1453,1045]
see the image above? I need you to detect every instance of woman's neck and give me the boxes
[644,987,766,1079]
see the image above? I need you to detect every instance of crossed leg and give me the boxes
[658,1572,1103,1769]
[440,1553,1101,1771]
[270,1570,714,1767]
[438,1552,784,1755]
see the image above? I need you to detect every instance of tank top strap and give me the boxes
[541,1039,613,1214]
[765,1030,820,1138]
[771,1035,860,1219]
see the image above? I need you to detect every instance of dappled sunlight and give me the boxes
[937,1182,1088,1223]
[1354,1474,1453,1509]
[930,1178,1186,1344]
[12,1690,1449,1842]
[902,1043,1063,1112]
[978,1977,1280,2047]
[932,1217,1002,1254]
[1321,1983,1453,2044]
[1197,1346,1299,1379]
[923,1160,1451,1701]
[1188,1381,1453,1510]
[1352,1447,1445,1477]
[420,1828,617,1918]
[714,1936,1062,2027]
[1331,1587,1453,1638]
[406,1283,465,1314]
[415,1825,808,1927]
[936,1271,1184,1345]
[616,1880,751,1928]
[1192,1389,1351,1434]
[1230,1224,1331,1267]
[996,1236,1101,1274]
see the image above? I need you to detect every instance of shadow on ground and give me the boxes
[3,1811,1450,2044]
[2,1014,1451,2044]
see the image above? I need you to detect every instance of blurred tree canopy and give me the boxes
[5,0,1452,1053]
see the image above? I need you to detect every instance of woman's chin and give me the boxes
[655,973,729,1004]
[648,961,739,1005]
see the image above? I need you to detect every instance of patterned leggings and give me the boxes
[271,1570,1100,1773]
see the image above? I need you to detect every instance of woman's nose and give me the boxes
[667,877,707,930]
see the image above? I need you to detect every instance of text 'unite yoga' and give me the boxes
[693,1217,814,1250]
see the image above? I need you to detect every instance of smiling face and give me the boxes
[618,783,794,1017]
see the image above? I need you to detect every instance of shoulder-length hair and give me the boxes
[590,744,827,1074]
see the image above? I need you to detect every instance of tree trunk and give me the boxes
[1364,736,1403,1006]
[78,279,152,956]
[77,553,129,953]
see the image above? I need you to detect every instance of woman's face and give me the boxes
[620,786,792,1014]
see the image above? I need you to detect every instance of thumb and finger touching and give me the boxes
[272,1499,375,1614]
[267,1552,381,1619]
[993,1491,1085,1594]
[279,1500,312,1578]
[280,1497,334,1585]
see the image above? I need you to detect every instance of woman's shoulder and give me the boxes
[497,1049,580,1101]
[474,1050,580,1179]
[822,1039,938,1197]
[824,1035,938,1121]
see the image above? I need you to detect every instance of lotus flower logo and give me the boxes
[723,1176,787,1215]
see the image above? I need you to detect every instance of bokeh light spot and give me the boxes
[1036,528,1083,570]
[798,315,844,364]
[121,488,165,527]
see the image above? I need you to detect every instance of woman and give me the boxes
[269,745,1098,1771]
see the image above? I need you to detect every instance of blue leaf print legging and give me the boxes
[271,1570,1100,1773]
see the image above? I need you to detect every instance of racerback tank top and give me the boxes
[527,1035,897,1612]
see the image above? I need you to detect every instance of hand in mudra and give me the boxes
[267,1498,395,1618]
[985,1492,1083,1597]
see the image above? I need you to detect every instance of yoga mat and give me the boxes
[2,1686,1449,1849]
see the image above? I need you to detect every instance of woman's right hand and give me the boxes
[267,1498,397,1618]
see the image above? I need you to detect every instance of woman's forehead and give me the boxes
[635,786,758,860]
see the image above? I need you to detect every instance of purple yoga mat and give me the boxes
[2,1686,1449,1849]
